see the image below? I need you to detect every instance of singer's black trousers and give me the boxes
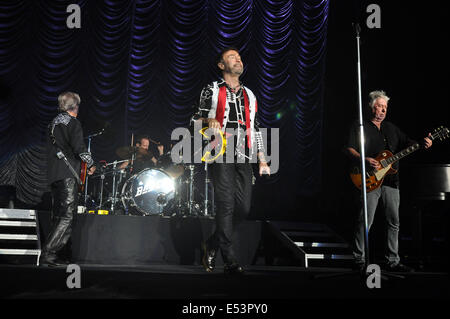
[207,162,253,264]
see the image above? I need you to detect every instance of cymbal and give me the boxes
[116,146,137,159]
[116,146,150,159]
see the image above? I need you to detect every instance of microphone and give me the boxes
[86,128,105,138]
[352,23,361,36]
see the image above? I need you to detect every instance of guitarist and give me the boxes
[41,92,96,267]
[345,90,432,273]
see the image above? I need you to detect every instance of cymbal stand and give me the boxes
[83,128,105,207]
[104,159,128,213]
[110,161,118,213]
[83,136,92,207]
[188,165,195,216]
[129,145,136,174]
[98,167,105,209]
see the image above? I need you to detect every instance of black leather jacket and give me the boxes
[47,112,93,185]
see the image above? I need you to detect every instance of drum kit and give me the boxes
[81,136,215,217]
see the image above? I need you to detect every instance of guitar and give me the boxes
[350,126,449,192]
[80,162,87,191]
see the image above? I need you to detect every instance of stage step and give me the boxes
[0,249,41,255]
[267,221,353,268]
[0,209,42,265]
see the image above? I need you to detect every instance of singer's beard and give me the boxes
[224,64,243,76]
[233,66,243,75]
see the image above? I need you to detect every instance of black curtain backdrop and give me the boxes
[1,1,448,224]
[0,0,328,213]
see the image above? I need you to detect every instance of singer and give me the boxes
[191,47,270,275]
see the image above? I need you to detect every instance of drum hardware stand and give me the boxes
[111,161,118,213]
[102,159,128,214]
[203,162,208,216]
[192,133,215,217]
[176,164,200,217]
[187,165,196,216]
[173,170,185,217]
[98,170,105,209]
[83,128,105,207]
[83,135,92,208]
[129,139,136,173]
[203,162,214,217]
[120,180,132,216]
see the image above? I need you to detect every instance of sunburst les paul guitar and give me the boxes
[350,126,449,192]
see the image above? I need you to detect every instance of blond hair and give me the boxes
[368,90,390,110]
[58,92,80,112]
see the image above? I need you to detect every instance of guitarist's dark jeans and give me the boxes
[41,178,78,261]
[206,163,253,264]
[353,185,401,266]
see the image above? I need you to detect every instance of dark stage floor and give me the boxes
[1,263,448,300]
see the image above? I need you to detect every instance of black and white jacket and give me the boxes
[191,79,265,161]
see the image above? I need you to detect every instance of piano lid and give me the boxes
[400,164,450,200]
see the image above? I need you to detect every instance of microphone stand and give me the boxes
[355,23,371,271]
[353,24,403,281]
[314,24,404,282]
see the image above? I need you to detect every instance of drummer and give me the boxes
[119,135,164,174]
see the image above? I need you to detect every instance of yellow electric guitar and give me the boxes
[350,126,449,192]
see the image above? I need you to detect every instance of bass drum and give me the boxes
[121,168,175,216]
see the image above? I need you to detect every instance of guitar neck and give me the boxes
[384,129,444,166]
[384,143,421,166]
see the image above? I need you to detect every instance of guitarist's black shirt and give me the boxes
[347,120,416,188]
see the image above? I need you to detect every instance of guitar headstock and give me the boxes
[431,126,450,142]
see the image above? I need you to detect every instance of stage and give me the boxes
[1,1,449,310]
[1,263,448,302]
[1,211,448,303]
[36,211,263,267]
